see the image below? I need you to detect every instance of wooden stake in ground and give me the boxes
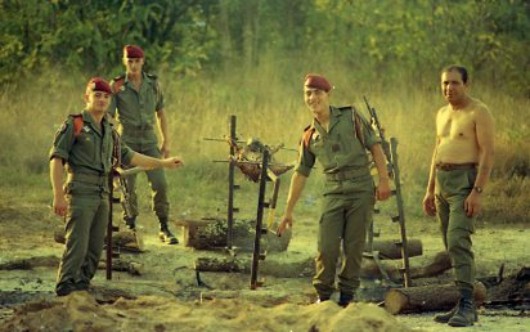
[384,281,487,314]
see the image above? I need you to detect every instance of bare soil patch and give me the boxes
[0,193,529,331]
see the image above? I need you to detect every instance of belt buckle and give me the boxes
[437,163,451,171]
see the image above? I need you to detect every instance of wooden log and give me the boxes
[415,251,451,278]
[361,251,451,281]
[0,255,60,270]
[364,239,423,259]
[360,259,408,281]
[384,281,487,314]
[54,227,144,252]
[176,218,291,252]
[194,255,313,278]
[194,257,245,273]
[98,259,143,276]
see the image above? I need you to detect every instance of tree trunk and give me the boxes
[364,239,423,259]
[384,281,487,314]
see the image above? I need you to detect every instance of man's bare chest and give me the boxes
[437,111,475,139]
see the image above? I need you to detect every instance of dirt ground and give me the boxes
[0,193,529,332]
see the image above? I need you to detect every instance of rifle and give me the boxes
[107,171,114,280]
[363,97,411,287]
[363,96,393,178]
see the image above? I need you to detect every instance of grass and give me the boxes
[0,65,529,224]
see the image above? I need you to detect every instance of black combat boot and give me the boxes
[433,301,459,323]
[159,218,178,245]
[338,292,354,308]
[315,295,330,304]
[55,281,76,297]
[124,216,136,231]
[447,288,478,327]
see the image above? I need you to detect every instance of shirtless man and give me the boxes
[422,65,494,327]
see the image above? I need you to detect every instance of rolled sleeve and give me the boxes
[359,114,381,149]
[119,141,136,166]
[155,81,165,112]
[108,96,117,118]
[294,140,315,177]
[49,119,74,161]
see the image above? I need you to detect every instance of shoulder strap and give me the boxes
[302,125,315,149]
[337,105,365,147]
[146,73,158,80]
[351,106,365,147]
[71,114,84,138]
[111,75,126,94]
[111,126,121,167]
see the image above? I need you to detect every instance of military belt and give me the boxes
[122,124,154,136]
[325,168,369,181]
[67,172,109,186]
[435,163,477,172]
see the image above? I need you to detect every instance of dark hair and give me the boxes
[442,65,469,84]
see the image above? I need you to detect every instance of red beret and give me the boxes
[86,77,112,95]
[304,74,332,92]
[123,44,144,58]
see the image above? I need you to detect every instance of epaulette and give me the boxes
[113,74,125,82]
[146,73,158,79]
[68,113,84,138]
[111,74,126,94]
[302,124,315,149]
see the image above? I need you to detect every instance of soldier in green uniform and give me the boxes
[109,45,177,244]
[277,74,391,307]
[422,65,494,327]
[50,77,183,296]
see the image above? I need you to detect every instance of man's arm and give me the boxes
[370,143,391,201]
[156,109,170,158]
[422,138,439,216]
[50,158,67,217]
[465,107,495,217]
[473,107,495,190]
[129,151,182,170]
[277,172,307,236]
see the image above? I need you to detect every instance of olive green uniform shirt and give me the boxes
[296,106,380,191]
[109,72,164,145]
[295,106,381,298]
[49,110,134,291]
[50,111,134,186]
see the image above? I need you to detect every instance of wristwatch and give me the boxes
[473,186,483,194]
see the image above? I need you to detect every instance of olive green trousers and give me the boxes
[123,144,169,221]
[435,168,477,290]
[57,192,109,289]
[313,180,375,298]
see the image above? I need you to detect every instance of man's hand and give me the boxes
[422,192,436,217]
[53,195,68,217]
[276,214,293,237]
[161,156,183,169]
[464,192,481,217]
[376,178,391,201]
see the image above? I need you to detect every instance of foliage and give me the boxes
[0,0,529,224]
[0,0,528,94]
